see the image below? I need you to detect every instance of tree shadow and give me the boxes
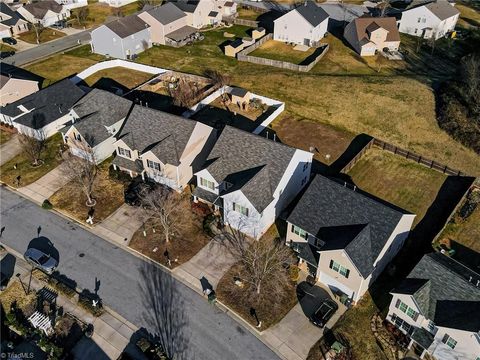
[138,263,189,359]
[28,236,60,263]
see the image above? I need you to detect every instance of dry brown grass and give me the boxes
[250,40,317,65]
[69,0,139,29]
[18,28,66,44]
[49,158,125,224]
[129,195,210,268]
[456,4,480,29]
[83,67,153,90]
[0,129,14,144]
[347,147,447,227]
[0,281,36,313]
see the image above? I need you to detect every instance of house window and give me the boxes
[406,307,419,321]
[303,163,309,172]
[417,17,421,23]
[233,202,249,216]
[147,159,161,171]
[442,334,457,349]
[329,260,350,278]
[118,147,131,158]
[427,321,436,334]
[394,299,419,321]
[291,224,307,239]
[200,177,215,190]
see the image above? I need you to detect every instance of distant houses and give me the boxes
[17,0,70,27]
[0,70,40,107]
[0,2,29,37]
[98,0,137,8]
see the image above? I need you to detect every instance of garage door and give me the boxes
[319,271,354,298]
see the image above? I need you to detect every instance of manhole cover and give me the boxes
[78,253,85,258]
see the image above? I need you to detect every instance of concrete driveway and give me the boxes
[94,204,144,245]
[0,134,21,166]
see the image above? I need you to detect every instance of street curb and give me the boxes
[2,186,288,360]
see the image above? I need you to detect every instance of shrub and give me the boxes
[202,214,216,236]
[78,296,104,317]
[289,265,300,282]
[191,201,212,217]
[459,190,480,220]
[42,199,53,210]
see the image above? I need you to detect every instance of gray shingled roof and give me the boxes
[22,0,63,19]
[295,1,329,27]
[112,155,144,173]
[230,87,249,97]
[411,327,434,349]
[0,2,26,27]
[172,0,198,13]
[393,253,480,332]
[425,1,459,20]
[105,15,149,38]
[68,89,133,147]
[319,3,368,23]
[145,2,186,25]
[203,125,297,213]
[287,175,408,277]
[117,105,197,166]
[3,79,85,130]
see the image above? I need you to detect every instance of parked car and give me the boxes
[24,248,58,274]
[309,298,338,328]
[0,51,15,59]
[124,177,157,206]
[2,37,17,45]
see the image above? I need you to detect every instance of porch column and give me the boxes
[112,164,117,171]
[193,196,198,203]
[129,171,133,178]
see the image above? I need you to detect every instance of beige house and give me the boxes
[173,0,216,28]
[0,2,29,36]
[0,74,39,107]
[138,2,188,45]
[112,105,216,191]
[286,175,415,304]
[344,17,400,56]
[17,0,70,27]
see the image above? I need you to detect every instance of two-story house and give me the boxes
[398,0,460,40]
[0,78,85,140]
[344,17,401,56]
[172,0,217,28]
[193,125,313,239]
[273,1,329,47]
[60,89,133,163]
[17,0,70,27]
[286,175,415,304]
[387,252,480,359]
[0,65,41,106]
[90,15,152,59]
[112,105,216,191]
[0,3,29,37]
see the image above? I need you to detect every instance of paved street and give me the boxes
[2,31,91,67]
[0,187,279,360]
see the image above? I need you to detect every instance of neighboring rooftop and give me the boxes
[117,105,197,166]
[22,0,63,19]
[349,17,401,42]
[294,1,329,27]
[201,125,299,213]
[230,87,249,97]
[424,0,460,20]
[319,3,369,23]
[287,175,409,277]
[2,79,85,130]
[228,38,244,48]
[0,63,43,86]
[65,89,133,147]
[145,2,186,25]
[0,2,26,26]
[392,252,480,332]
[172,0,198,13]
[105,15,150,38]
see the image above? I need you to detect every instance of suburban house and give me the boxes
[17,0,70,27]
[286,175,415,303]
[193,125,313,239]
[138,2,196,46]
[387,252,480,360]
[220,1,237,18]
[60,89,133,164]
[0,79,85,139]
[90,15,152,59]
[54,0,88,10]
[398,0,460,39]
[112,105,216,191]
[0,72,39,107]
[344,17,401,56]
[172,0,217,28]
[98,0,137,8]
[0,3,29,37]
[273,2,329,47]
[319,3,369,30]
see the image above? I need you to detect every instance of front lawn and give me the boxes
[83,67,154,91]
[18,28,66,44]
[0,43,16,52]
[49,158,125,224]
[0,128,14,144]
[250,40,318,65]
[347,147,447,226]
[129,195,210,268]
[69,0,139,29]
[0,133,64,188]
[456,3,480,29]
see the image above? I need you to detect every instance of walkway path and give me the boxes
[0,134,21,166]
[18,163,70,203]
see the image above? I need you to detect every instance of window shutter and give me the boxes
[441,334,449,344]
[245,208,249,217]
[395,299,401,309]
[345,269,350,279]
[232,202,236,211]
[412,311,419,321]
[329,260,334,269]
[291,224,295,233]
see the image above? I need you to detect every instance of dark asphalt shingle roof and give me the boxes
[172,0,198,13]
[192,186,219,204]
[295,1,329,27]
[423,1,460,20]
[287,175,408,277]
[202,125,298,213]
[411,328,434,349]
[112,155,144,173]
[3,79,85,130]
[68,89,133,147]
[393,253,480,332]
[145,2,186,25]
[0,3,26,27]
[230,87,249,97]
[229,39,244,48]
[22,0,63,19]
[117,105,197,166]
[105,15,149,38]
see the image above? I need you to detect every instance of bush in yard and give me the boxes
[289,265,300,282]
[459,189,480,220]
[191,201,211,217]
[42,199,53,210]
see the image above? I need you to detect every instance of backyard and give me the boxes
[49,158,126,224]
[82,66,154,91]
[250,40,318,65]
[69,0,139,29]
[0,134,64,188]
[18,28,66,44]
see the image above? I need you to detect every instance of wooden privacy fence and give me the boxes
[233,18,259,27]
[341,138,467,176]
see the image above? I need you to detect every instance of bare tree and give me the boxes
[62,142,98,206]
[375,54,387,73]
[377,0,391,17]
[31,22,44,44]
[461,54,480,100]
[169,78,199,108]
[138,185,181,244]
[75,7,89,26]
[19,131,46,166]
[203,69,230,89]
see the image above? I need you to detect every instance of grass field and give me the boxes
[0,43,15,52]
[0,129,14,144]
[0,134,64,188]
[49,158,125,224]
[250,40,317,64]
[237,7,262,20]
[83,67,154,90]
[347,147,447,226]
[456,3,480,28]
[69,0,139,29]
[18,28,66,44]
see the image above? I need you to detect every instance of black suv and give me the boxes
[309,298,338,328]
[2,37,17,45]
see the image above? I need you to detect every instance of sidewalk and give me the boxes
[1,248,138,360]
[0,134,21,166]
